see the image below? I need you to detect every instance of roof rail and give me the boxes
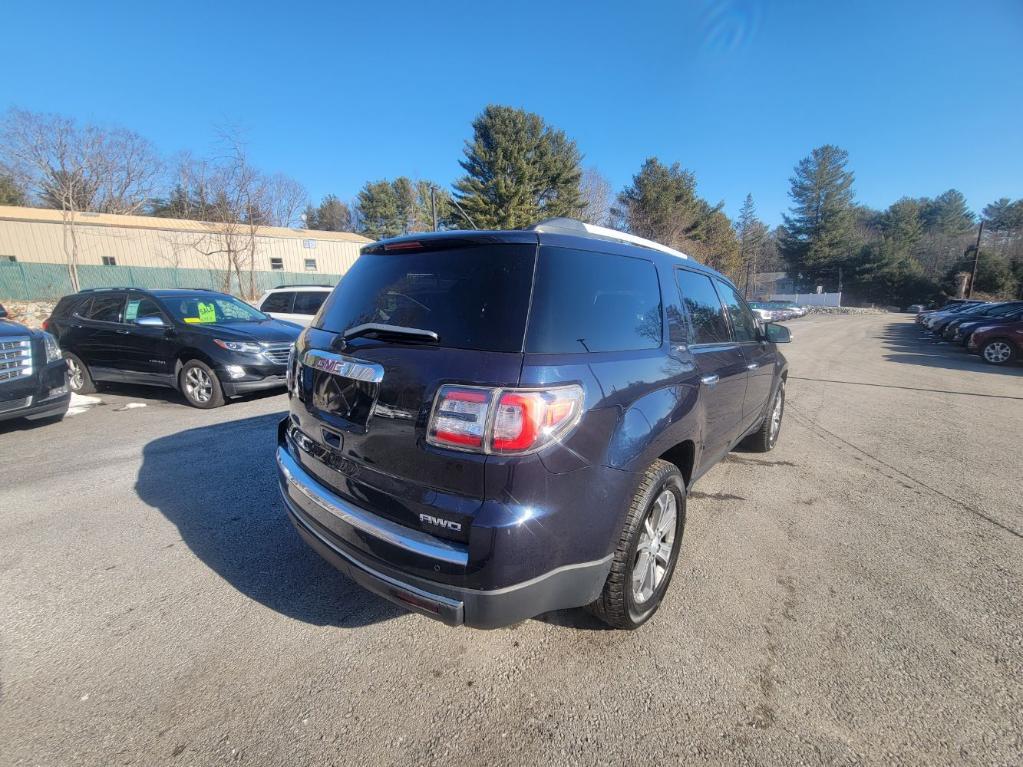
[527,218,690,260]
[77,286,136,293]
[272,283,334,289]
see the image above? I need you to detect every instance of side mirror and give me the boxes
[136,315,166,328]
[765,323,791,343]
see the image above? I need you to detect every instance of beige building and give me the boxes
[0,205,371,275]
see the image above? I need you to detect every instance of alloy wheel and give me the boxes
[66,358,84,391]
[983,341,1011,364]
[184,366,213,403]
[632,489,677,604]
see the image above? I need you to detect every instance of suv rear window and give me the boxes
[315,245,536,352]
[526,247,662,353]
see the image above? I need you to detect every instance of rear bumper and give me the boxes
[277,446,612,629]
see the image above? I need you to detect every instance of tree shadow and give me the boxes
[135,412,401,627]
[879,321,1023,377]
[93,381,288,407]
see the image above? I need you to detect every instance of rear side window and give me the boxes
[715,280,758,343]
[293,291,327,315]
[316,245,536,352]
[83,294,125,323]
[261,292,294,313]
[526,247,662,354]
[675,270,729,344]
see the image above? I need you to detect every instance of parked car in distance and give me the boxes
[906,304,926,314]
[766,300,806,318]
[967,318,1023,365]
[929,301,1001,335]
[920,300,987,329]
[944,302,1023,343]
[747,301,777,322]
[45,288,301,408]
[257,285,333,327]
[0,302,70,423]
[915,298,982,325]
[279,218,791,631]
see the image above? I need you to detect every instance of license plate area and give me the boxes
[302,350,384,432]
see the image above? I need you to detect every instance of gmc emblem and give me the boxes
[419,514,462,532]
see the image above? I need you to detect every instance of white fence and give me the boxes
[770,292,842,307]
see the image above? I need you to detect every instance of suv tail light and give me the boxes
[427,384,584,455]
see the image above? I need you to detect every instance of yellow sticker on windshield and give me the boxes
[183,317,201,324]
[197,302,217,323]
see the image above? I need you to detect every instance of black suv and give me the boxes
[278,219,790,630]
[45,288,301,408]
[0,303,70,423]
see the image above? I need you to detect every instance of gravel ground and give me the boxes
[1,314,1020,766]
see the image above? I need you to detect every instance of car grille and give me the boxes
[0,337,33,384]
[262,343,293,365]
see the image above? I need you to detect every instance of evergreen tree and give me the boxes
[0,173,26,206]
[149,184,194,218]
[452,105,583,229]
[736,193,768,296]
[922,189,974,235]
[356,178,450,239]
[305,194,352,231]
[780,145,857,289]
[616,158,740,279]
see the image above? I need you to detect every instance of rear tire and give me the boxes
[743,380,785,452]
[178,360,225,408]
[63,352,95,394]
[586,459,686,630]
[980,339,1016,366]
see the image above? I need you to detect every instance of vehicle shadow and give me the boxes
[879,320,1023,376]
[135,412,402,628]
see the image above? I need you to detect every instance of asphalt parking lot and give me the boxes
[2,313,1021,766]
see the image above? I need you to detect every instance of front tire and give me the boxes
[980,339,1016,366]
[743,380,785,452]
[63,352,95,394]
[586,459,686,630]
[178,360,225,408]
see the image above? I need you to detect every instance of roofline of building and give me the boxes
[0,205,373,245]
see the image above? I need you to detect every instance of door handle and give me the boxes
[700,374,720,386]
[747,362,759,370]
[116,329,130,334]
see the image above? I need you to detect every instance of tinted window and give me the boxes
[526,247,662,353]
[261,292,294,313]
[162,293,266,324]
[316,245,536,353]
[84,295,125,323]
[293,291,327,315]
[675,270,729,344]
[716,280,758,342]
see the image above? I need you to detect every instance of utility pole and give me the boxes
[967,220,984,298]
[430,186,438,232]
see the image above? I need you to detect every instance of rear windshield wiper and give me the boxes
[342,323,439,343]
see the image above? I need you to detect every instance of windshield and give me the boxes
[315,244,536,352]
[162,293,267,324]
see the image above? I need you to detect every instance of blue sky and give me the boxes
[3,0,1021,225]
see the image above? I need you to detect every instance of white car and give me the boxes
[257,285,333,327]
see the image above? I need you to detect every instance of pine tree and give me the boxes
[452,105,583,229]
[305,194,352,231]
[356,178,449,239]
[736,194,767,296]
[616,158,740,279]
[780,145,857,289]
[922,189,974,235]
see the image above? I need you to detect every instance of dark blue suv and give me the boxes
[278,219,790,629]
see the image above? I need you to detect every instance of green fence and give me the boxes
[0,262,343,301]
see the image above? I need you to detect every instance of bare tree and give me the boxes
[579,166,613,227]
[0,108,163,291]
[174,137,308,298]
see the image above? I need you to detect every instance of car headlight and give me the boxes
[213,339,263,353]
[42,332,62,363]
